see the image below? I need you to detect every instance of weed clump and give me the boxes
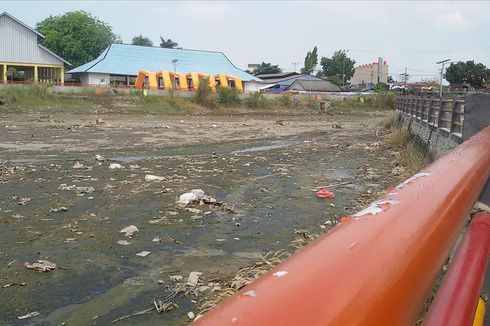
[194,78,214,107]
[216,86,240,106]
[244,92,267,108]
[384,129,424,173]
[277,93,293,108]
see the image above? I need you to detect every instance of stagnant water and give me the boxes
[0,129,393,325]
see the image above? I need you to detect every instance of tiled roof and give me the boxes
[69,43,258,81]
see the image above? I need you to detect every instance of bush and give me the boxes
[32,83,50,97]
[0,89,19,105]
[194,78,214,107]
[244,92,267,108]
[295,95,316,109]
[277,93,293,108]
[216,86,241,106]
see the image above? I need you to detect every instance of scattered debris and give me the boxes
[188,311,195,320]
[120,225,139,237]
[50,206,68,212]
[117,240,132,246]
[316,187,335,198]
[169,275,183,282]
[154,299,178,314]
[331,122,343,129]
[109,163,123,169]
[185,207,202,214]
[177,189,205,207]
[177,189,234,212]
[95,154,106,162]
[136,251,151,257]
[18,197,32,205]
[96,118,105,125]
[24,260,57,272]
[17,311,40,320]
[149,217,170,225]
[2,282,26,289]
[72,162,85,169]
[58,184,95,195]
[187,272,203,287]
[145,174,165,182]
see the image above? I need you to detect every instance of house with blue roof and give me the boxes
[68,43,260,91]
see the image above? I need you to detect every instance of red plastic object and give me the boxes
[316,187,335,198]
[424,212,490,326]
[195,127,490,326]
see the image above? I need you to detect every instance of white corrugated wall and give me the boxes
[0,14,64,65]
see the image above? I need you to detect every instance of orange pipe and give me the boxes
[196,127,490,326]
[424,212,490,325]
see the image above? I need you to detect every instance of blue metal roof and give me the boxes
[68,43,258,81]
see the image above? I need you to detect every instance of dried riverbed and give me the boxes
[0,112,405,325]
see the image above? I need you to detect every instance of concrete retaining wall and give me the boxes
[1,83,375,101]
[393,110,462,158]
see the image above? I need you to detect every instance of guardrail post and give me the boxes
[450,98,458,133]
[428,98,434,125]
[437,98,444,128]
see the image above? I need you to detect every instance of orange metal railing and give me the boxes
[425,212,490,326]
[195,127,490,326]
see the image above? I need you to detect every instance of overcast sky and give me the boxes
[3,1,490,82]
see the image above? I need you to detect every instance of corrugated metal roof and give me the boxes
[0,12,43,38]
[291,80,341,92]
[0,12,70,65]
[69,43,259,81]
[273,74,324,86]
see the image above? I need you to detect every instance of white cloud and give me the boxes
[433,12,472,30]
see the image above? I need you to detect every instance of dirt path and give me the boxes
[0,111,403,324]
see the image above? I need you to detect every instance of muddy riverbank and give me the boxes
[0,111,405,325]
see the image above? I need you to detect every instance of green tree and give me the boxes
[300,46,318,74]
[445,60,488,88]
[325,75,341,87]
[319,50,356,85]
[160,37,179,49]
[387,75,395,83]
[251,62,282,76]
[132,35,153,47]
[36,11,121,67]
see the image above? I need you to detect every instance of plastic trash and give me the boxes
[316,187,335,198]
[145,174,165,181]
[177,189,205,207]
[24,260,57,272]
[95,154,105,162]
[109,163,122,169]
[120,225,139,237]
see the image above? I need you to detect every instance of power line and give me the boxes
[347,45,490,55]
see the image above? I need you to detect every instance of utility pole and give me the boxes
[402,67,409,88]
[342,49,349,87]
[436,59,450,98]
[292,62,299,73]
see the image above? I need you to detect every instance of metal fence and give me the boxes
[396,95,465,138]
